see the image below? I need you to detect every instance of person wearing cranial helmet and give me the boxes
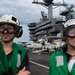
[0,14,31,75]
[48,19,75,75]
[0,14,23,38]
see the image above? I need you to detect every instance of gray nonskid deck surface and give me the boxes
[28,53,52,75]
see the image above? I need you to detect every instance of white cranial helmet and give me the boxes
[0,14,23,38]
[64,19,75,28]
[0,14,20,26]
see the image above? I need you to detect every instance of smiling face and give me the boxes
[63,25,75,48]
[67,37,75,47]
[0,24,15,43]
[66,31,75,49]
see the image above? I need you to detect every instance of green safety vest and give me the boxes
[0,42,27,75]
[48,50,75,75]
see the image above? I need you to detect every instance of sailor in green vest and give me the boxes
[0,14,31,75]
[48,19,75,75]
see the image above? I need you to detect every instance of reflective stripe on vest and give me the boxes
[16,54,21,67]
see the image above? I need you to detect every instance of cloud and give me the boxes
[0,0,47,43]
[0,0,74,24]
[0,0,47,24]
[0,0,75,43]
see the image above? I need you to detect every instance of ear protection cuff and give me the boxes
[15,26,23,38]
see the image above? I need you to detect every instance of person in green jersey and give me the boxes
[48,19,75,75]
[0,14,31,75]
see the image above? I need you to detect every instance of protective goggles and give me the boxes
[63,26,75,38]
[0,24,20,34]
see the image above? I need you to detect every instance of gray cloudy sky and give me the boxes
[0,0,74,43]
[0,0,47,24]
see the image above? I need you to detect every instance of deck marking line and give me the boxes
[29,60,49,69]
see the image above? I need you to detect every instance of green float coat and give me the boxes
[0,42,27,75]
[48,50,75,75]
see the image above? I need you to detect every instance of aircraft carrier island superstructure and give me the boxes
[28,0,75,42]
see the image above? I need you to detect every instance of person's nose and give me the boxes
[3,29,8,33]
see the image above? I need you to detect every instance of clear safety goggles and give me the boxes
[0,24,19,34]
[63,26,75,38]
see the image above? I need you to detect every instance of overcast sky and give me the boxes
[0,0,75,43]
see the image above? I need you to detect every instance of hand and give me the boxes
[17,67,31,75]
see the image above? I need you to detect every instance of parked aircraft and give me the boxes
[27,38,56,53]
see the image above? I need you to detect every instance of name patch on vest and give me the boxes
[56,56,64,66]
